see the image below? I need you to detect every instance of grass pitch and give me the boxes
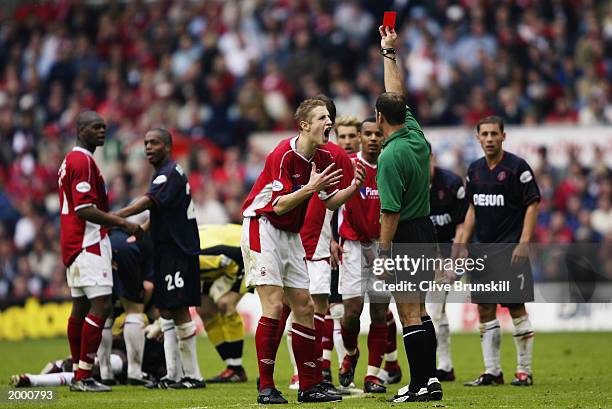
[1,332,610,408]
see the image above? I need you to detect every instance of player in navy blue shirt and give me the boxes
[427,154,467,383]
[430,163,467,246]
[454,116,539,388]
[115,128,204,389]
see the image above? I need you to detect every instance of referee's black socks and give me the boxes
[402,325,428,392]
[421,315,438,379]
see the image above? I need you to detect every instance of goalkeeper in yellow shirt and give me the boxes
[198,224,250,383]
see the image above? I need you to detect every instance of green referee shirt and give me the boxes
[377,107,430,222]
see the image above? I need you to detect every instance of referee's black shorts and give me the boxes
[391,216,438,303]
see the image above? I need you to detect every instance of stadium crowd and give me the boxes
[0,0,610,303]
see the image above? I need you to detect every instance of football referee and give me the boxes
[375,26,441,403]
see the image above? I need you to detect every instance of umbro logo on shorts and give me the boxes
[304,361,316,368]
[260,359,275,365]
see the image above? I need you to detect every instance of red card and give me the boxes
[383,11,397,29]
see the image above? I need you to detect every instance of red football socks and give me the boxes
[368,323,388,369]
[76,314,104,380]
[291,322,318,391]
[256,316,281,391]
[341,322,360,353]
[67,316,84,372]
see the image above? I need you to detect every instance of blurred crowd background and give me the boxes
[0,0,610,303]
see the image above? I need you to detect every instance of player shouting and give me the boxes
[241,98,365,404]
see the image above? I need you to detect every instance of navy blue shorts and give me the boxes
[110,230,153,303]
[153,244,201,309]
[469,245,534,305]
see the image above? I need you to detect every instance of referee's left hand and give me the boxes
[511,243,529,266]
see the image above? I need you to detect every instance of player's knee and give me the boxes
[294,298,315,319]
[71,298,90,318]
[311,294,328,314]
[264,300,285,319]
[343,299,362,321]
[369,305,387,324]
[478,304,497,322]
[508,304,526,318]
[97,301,113,318]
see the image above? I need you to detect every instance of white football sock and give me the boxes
[161,318,180,381]
[124,313,145,380]
[176,321,202,381]
[286,314,298,375]
[29,372,74,386]
[435,311,453,371]
[480,319,501,376]
[329,304,346,367]
[226,357,243,367]
[110,354,123,375]
[287,331,299,376]
[97,318,114,380]
[512,315,534,374]
[366,365,381,378]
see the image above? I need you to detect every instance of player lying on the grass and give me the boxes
[425,151,468,382]
[197,223,249,383]
[241,98,366,404]
[58,111,143,393]
[454,116,539,387]
[11,314,167,388]
[114,128,204,389]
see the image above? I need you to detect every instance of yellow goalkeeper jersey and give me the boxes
[198,224,243,282]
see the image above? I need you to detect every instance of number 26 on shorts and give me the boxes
[165,271,184,291]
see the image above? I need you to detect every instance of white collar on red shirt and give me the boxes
[72,146,94,157]
[290,135,313,163]
[357,151,377,169]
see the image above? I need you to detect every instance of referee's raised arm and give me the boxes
[379,25,404,94]
[375,23,443,403]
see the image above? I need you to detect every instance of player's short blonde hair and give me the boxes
[294,99,327,130]
[334,115,361,134]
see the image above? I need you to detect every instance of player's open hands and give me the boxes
[307,162,343,193]
[379,25,398,49]
[511,243,529,266]
[352,160,366,188]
